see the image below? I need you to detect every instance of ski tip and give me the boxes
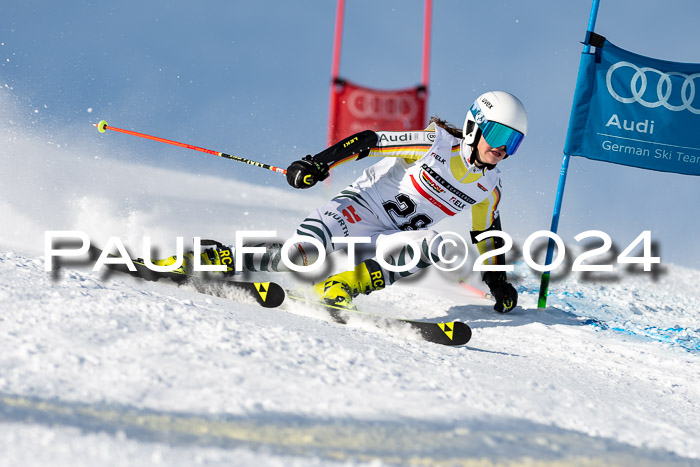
[436,321,472,346]
[96,120,108,133]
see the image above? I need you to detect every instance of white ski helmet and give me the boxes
[461,91,528,163]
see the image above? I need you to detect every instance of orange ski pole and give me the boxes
[94,120,286,175]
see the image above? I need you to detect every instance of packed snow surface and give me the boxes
[1,116,699,465]
[1,247,699,466]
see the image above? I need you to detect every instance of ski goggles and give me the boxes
[471,105,525,155]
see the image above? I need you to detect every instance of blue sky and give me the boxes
[2,0,699,269]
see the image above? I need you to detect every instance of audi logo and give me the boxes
[346,89,419,121]
[606,61,700,114]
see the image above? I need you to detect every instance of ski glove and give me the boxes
[286,155,330,189]
[483,271,518,313]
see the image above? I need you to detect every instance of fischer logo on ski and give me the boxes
[254,282,270,302]
[437,322,454,340]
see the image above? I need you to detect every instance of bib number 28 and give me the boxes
[382,194,433,231]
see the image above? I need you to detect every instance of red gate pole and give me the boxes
[327,0,346,146]
[421,0,433,126]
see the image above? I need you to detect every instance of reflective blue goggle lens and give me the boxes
[480,120,525,155]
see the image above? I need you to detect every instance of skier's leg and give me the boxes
[148,239,237,276]
[371,229,442,285]
[240,194,383,273]
[187,193,382,275]
[150,194,385,277]
[147,238,307,276]
[313,229,441,309]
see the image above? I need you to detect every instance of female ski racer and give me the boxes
[172,90,527,313]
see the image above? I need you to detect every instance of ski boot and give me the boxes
[150,240,236,277]
[312,259,386,310]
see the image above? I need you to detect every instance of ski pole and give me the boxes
[458,279,495,301]
[94,120,287,175]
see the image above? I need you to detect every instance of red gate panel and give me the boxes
[329,79,427,145]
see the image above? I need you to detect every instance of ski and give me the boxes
[91,247,285,308]
[88,247,470,345]
[285,290,472,346]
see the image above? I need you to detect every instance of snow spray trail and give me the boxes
[0,89,322,256]
[0,393,691,465]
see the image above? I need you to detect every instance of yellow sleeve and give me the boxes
[471,185,502,265]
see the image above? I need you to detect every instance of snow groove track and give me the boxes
[0,393,693,466]
[584,318,700,353]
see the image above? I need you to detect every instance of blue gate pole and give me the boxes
[537,0,601,309]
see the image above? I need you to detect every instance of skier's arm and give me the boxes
[317,127,435,168]
[470,188,518,313]
[365,128,435,163]
[286,127,434,189]
[470,186,504,265]
[286,130,378,188]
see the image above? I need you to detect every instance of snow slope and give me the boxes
[2,98,700,465]
[1,247,699,466]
